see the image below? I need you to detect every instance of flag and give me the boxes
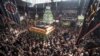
[3,0,20,24]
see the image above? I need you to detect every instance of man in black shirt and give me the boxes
[63,32,69,41]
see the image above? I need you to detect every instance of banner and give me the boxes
[2,0,20,24]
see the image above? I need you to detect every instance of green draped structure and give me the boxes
[43,6,54,24]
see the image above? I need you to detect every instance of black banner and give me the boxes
[1,0,20,24]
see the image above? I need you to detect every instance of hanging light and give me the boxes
[35,5,39,19]
[46,6,51,10]
[35,13,39,18]
[78,14,84,20]
[25,12,27,16]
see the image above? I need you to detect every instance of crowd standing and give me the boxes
[0,24,100,56]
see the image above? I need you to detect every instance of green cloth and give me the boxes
[43,8,54,24]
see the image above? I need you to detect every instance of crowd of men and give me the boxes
[0,24,100,56]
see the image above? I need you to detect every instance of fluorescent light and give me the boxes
[22,0,73,4]
[22,0,51,4]
[53,0,62,2]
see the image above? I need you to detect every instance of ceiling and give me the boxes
[16,0,90,19]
